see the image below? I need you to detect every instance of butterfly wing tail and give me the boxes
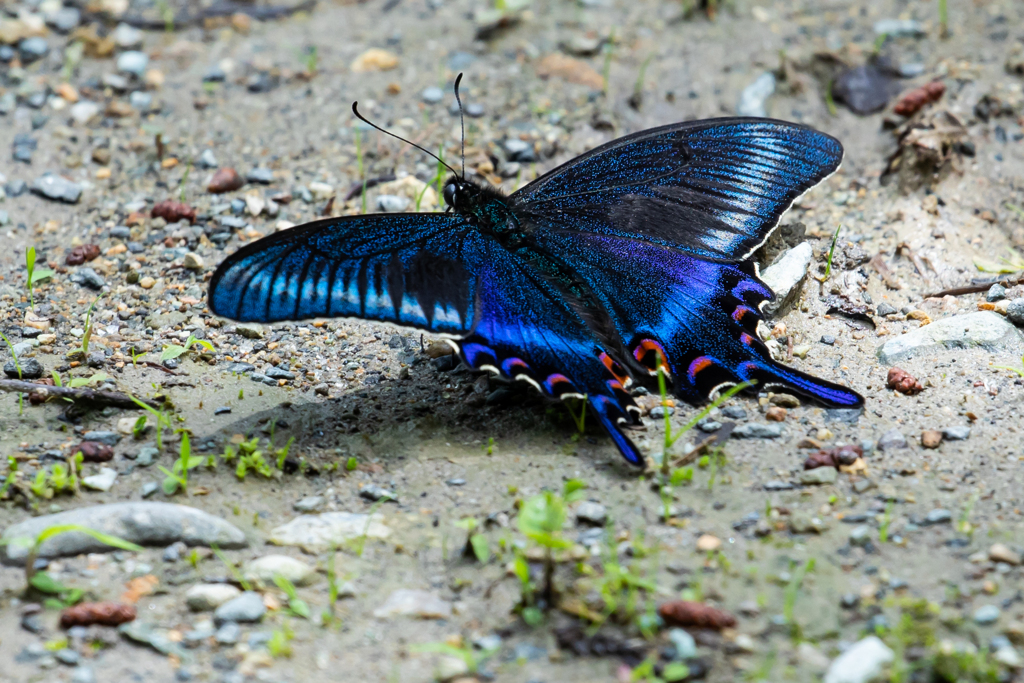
[737,359,864,409]
[589,395,644,466]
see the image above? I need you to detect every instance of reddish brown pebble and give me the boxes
[658,600,736,630]
[893,81,946,117]
[151,199,197,224]
[60,602,136,628]
[765,406,787,422]
[65,244,101,266]
[921,430,942,449]
[76,441,114,462]
[803,443,863,470]
[887,367,924,395]
[207,167,244,193]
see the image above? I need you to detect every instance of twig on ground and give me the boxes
[924,274,1024,298]
[0,379,160,409]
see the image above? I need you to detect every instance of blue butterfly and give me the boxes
[209,79,863,466]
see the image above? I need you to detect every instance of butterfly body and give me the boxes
[209,117,864,466]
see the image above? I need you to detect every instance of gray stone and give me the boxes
[876,428,907,451]
[372,589,452,619]
[873,19,926,37]
[70,267,105,290]
[119,622,182,656]
[986,284,1006,302]
[214,591,266,624]
[129,91,153,111]
[504,138,537,162]
[923,509,952,525]
[759,242,813,316]
[83,430,121,445]
[737,71,776,118]
[941,426,971,441]
[102,73,129,91]
[732,423,783,439]
[293,495,325,513]
[876,302,898,317]
[246,168,275,184]
[575,501,608,526]
[6,179,27,196]
[31,174,82,203]
[71,666,96,683]
[242,555,317,587]
[224,362,256,374]
[186,583,241,611]
[359,484,396,502]
[800,467,838,485]
[824,636,894,683]
[163,541,186,562]
[5,357,43,379]
[269,512,389,553]
[376,194,409,212]
[668,628,698,660]
[82,467,117,492]
[234,324,263,339]
[876,312,1024,364]
[47,8,82,33]
[198,149,219,169]
[421,86,444,104]
[111,23,143,49]
[763,480,795,491]
[18,37,50,63]
[136,447,159,467]
[849,525,872,547]
[974,604,1000,625]
[215,621,240,644]
[1,502,247,566]
[465,102,485,118]
[116,51,149,77]
[265,366,295,380]
[1008,298,1024,326]
[141,482,159,497]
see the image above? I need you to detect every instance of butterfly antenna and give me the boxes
[351,102,458,178]
[453,73,466,180]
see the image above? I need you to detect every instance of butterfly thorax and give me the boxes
[445,178,524,243]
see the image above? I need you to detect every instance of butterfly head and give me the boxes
[442,176,479,213]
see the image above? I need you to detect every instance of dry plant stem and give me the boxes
[924,274,1024,299]
[0,379,160,409]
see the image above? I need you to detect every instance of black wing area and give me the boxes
[513,117,842,261]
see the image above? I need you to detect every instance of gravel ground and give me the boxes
[2,0,1024,682]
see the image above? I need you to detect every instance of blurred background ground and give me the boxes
[1,0,1024,681]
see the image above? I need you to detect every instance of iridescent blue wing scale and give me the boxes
[209,214,477,334]
[513,117,843,261]
[208,213,645,463]
[530,228,863,408]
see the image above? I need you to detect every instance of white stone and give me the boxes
[308,182,334,200]
[824,636,895,683]
[82,467,117,492]
[242,555,317,587]
[69,101,100,125]
[269,512,389,553]
[759,242,814,316]
[737,72,776,117]
[185,583,241,611]
[372,589,452,619]
[877,312,1024,364]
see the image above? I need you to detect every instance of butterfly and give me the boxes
[209,76,863,466]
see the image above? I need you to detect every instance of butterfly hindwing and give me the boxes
[514,118,842,261]
[532,227,864,408]
[208,213,476,335]
[455,240,645,465]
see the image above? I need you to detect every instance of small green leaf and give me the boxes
[29,268,55,285]
[160,345,186,362]
[469,533,491,563]
[663,662,690,682]
[29,571,68,594]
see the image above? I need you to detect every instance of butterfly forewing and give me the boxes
[208,213,477,335]
[514,118,843,261]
